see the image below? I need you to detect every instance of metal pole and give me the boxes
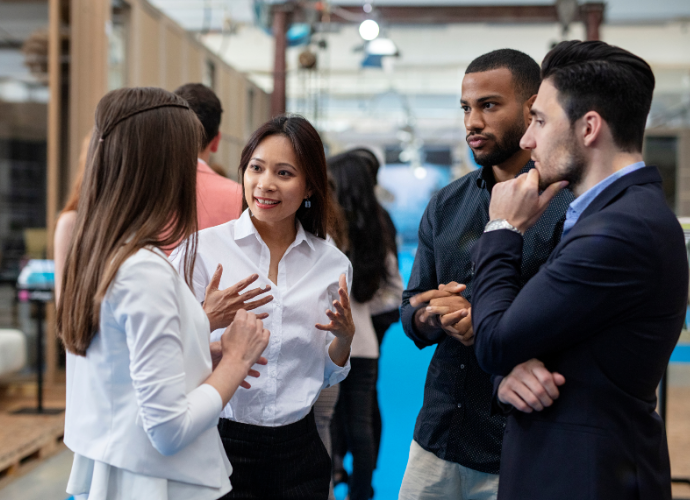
[36,300,44,413]
[581,3,605,41]
[271,8,288,117]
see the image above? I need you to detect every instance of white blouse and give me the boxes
[64,247,231,500]
[170,210,352,427]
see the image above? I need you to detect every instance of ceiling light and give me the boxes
[366,37,397,56]
[359,19,379,41]
[363,3,373,14]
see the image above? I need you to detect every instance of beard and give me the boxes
[469,118,526,168]
[537,132,587,191]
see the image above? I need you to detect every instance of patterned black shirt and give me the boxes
[401,161,573,474]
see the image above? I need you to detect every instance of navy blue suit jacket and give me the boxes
[472,166,688,500]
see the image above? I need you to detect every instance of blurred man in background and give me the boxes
[174,83,243,229]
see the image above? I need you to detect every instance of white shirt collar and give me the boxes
[233,209,315,252]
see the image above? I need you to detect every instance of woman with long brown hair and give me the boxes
[58,87,269,500]
[170,114,355,499]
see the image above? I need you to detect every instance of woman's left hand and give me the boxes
[316,274,355,367]
[316,274,355,340]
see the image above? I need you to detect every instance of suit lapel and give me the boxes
[546,166,663,263]
[577,166,662,223]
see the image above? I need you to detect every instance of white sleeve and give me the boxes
[109,255,222,457]
[369,252,404,316]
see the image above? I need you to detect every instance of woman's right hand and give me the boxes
[203,265,274,332]
[220,309,270,377]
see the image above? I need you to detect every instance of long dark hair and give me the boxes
[57,87,202,356]
[328,151,392,303]
[239,114,334,239]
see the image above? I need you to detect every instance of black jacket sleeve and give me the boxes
[471,227,655,376]
[401,194,445,349]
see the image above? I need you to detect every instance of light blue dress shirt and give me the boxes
[562,161,646,238]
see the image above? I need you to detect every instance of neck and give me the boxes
[251,215,297,250]
[492,149,532,183]
[573,150,644,198]
[198,148,212,164]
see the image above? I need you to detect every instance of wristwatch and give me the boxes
[484,219,523,235]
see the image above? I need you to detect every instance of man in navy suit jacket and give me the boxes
[469,40,688,500]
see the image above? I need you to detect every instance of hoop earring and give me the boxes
[304,198,312,208]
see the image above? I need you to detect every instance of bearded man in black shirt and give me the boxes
[398,49,573,500]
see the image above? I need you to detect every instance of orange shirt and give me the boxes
[196,159,243,230]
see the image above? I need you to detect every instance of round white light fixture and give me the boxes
[366,37,397,56]
[414,166,428,179]
[359,19,380,41]
[363,3,373,13]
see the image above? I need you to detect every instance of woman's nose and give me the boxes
[257,171,276,191]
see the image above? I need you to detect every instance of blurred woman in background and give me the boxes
[53,132,90,305]
[328,151,403,500]
[57,87,269,500]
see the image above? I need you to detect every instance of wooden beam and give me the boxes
[46,0,64,387]
[581,2,605,41]
[271,8,288,117]
[328,3,606,26]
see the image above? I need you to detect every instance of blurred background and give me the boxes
[1,1,690,499]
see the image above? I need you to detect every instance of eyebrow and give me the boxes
[529,108,544,118]
[250,157,297,169]
[460,94,503,105]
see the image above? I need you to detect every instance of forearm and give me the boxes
[145,384,223,456]
[471,230,525,375]
[401,301,442,348]
[203,357,251,407]
[328,336,352,367]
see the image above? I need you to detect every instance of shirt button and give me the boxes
[460,364,465,369]
[457,403,462,409]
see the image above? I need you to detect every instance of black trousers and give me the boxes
[217,410,331,500]
[332,357,378,500]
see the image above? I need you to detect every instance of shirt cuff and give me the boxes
[324,338,351,387]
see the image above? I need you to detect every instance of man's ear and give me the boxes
[524,94,537,124]
[209,132,221,154]
[580,111,604,148]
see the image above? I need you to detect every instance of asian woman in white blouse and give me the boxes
[171,114,356,499]
[57,87,270,500]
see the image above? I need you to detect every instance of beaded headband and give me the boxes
[99,103,190,141]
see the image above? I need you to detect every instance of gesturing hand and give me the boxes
[410,282,473,345]
[220,309,270,389]
[498,358,566,413]
[436,282,474,346]
[315,274,355,341]
[203,265,273,332]
[317,274,355,368]
[489,169,568,234]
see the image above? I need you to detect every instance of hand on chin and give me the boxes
[489,169,568,234]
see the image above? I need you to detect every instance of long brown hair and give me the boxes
[239,114,334,238]
[57,87,202,356]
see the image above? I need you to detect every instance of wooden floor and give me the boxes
[0,376,66,491]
